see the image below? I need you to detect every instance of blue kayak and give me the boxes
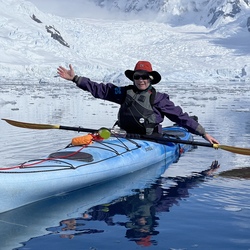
[0,126,192,213]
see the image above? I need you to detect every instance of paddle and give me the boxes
[142,135,250,155]
[2,118,250,155]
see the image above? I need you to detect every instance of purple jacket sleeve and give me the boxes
[154,92,206,136]
[76,76,127,104]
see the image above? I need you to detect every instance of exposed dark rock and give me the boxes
[208,9,224,26]
[45,25,70,48]
[224,1,241,18]
[208,1,246,26]
[30,14,70,47]
[31,14,42,23]
[247,16,250,31]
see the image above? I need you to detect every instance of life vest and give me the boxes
[117,86,157,135]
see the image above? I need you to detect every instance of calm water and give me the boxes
[0,79,250,250]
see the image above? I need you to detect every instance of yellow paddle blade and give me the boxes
[2,118,98,134]
[213,144,250,156]
[2,118,60,130]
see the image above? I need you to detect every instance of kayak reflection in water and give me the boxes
[57,161,220,246]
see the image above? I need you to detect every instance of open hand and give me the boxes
[57,64,75,80]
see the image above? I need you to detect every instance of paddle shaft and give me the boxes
[59,125,248,154]
[52,126,213,148]
[46,125,212,148]
[59,125,96,133]
[142,135,213,148]
[2,118,210,147]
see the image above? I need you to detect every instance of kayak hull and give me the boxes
[0,126,192,213]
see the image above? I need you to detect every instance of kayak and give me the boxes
[0,126,192,213]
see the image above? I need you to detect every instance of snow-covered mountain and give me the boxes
[0,0,249,83]
[92,0,250,28]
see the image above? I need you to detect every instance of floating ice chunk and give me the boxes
[224,205,242,212]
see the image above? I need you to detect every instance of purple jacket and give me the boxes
[75,77,205,136]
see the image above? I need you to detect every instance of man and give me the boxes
[57,61,219,144]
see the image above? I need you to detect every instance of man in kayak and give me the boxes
[57,61,219,144]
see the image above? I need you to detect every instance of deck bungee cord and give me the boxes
[0,133,142,172]
[0,144,89,172]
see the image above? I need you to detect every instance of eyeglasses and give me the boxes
[133,74,150,80]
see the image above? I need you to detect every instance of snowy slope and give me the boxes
[0,0,249,83]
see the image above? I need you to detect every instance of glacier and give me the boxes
[0,0,249,83]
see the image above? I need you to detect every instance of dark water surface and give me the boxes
[0,80,250,250]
